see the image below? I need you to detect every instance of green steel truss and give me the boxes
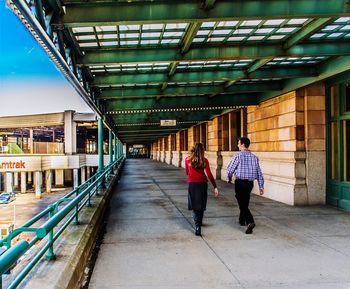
[10,0,350,144]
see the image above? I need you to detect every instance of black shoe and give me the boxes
[195,226,201,236]
[245,223,255,234]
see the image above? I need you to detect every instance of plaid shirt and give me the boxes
[227,150,264,189]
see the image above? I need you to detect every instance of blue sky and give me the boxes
[0,0,92,116]
[0,0,59,79]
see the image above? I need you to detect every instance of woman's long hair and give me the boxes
[190,143,205,169]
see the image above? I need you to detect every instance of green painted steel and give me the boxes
[93,67,317,85]
[325,77,350,212]
[109,130,113,164]
[98,118,104,172]
[60,0,350,26]
[114,134,117,161]
[11,0,350,145]
[283,18,332,49]
[105,94,257,111]
[258,56,350,102]
[0,158,124,288]
[81,43,350,65]
[0,241,30,275]
[100,82,282,100]
[180,22,202,54]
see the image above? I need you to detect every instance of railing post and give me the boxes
[98,117,105,190]
[109,130,113,164]
[73,189,79,225]
[87,180,92,207]
[114,134,117,162]
[45,206,56,260]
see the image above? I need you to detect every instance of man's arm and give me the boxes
[256,159,264,195]
[227,155,239,183]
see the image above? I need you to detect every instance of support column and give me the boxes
[73,169,79,189]
[28,171,32,185]
[81,167,86,183]
[64,110,77,155]
[98,117,104,173]
[35,171,42,199]
[55,169,64,187]
[29,129,34,154]
[14,172,19,190]
[109,130,113,164]
[45,170,52,193]
[6,172,14,194]
[86,166,90,179]
[114,134,117,161]
[20,171,27,193]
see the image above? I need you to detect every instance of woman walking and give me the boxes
[185,143,219,236]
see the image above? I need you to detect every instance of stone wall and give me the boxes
[151,83,326,206]
[171,151,182,167]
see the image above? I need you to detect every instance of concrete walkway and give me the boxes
[89,159,350,289]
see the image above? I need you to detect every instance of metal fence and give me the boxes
[0,156,124,289]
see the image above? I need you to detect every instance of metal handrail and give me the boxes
[0,156,124,288]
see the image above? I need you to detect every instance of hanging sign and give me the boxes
[160,120,176,126]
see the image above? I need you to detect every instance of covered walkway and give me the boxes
[89,159,350,289]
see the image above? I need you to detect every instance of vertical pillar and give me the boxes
[6,172,14,194]
[81,167,86,183]
[35,171,42,199]
[20,171,27,193]
[28,171,32,185]
[73,169,79,189]
[14,172,19,190]
[109,130,113,164]
[45,170,52,193]
[64,110,77,155]
[86,166,90,179]
[0,172,2,191]
[55,169,64,187]
[29,129,34,154]
[98,118,104,172]
[114,134,117,161]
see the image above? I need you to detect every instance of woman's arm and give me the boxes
[185,158,189,175]
[204,159,217,188]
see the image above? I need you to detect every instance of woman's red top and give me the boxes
[185,157,217,188]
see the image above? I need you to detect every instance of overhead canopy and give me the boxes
[9,0,350,143]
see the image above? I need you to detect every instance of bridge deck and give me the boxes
[89,159,350,289]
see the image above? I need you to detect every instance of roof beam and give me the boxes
[225,58,272,88]
[59,0,350,26]
[110,111,225,124]
[180,22,202,54]
[93,67,317,85]
[258,55,350,102]
[100,82,282,99]
[283,18,332,49]
[201,0,216,9]
[81,42,350,65]
[105,94,257,111]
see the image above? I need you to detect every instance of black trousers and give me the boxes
[193,210,203,227]
[234,179,254,225]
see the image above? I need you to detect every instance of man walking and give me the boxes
[227,137,264,234]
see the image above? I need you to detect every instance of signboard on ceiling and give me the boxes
[160,120,176,126]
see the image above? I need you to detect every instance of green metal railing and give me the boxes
[0,156,124,289]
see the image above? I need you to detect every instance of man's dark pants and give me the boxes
[234,179,254,225]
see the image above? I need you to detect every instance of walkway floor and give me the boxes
[89,159,350,289]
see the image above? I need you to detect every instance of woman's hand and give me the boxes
[214,187,219,197]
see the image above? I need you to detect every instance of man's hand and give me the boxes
[227,178,232,184]
[259,188,264,195]
[214,187,219,197]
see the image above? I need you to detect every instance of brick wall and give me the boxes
[247,91,304,151]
